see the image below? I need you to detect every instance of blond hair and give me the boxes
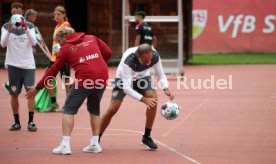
[54,26,75,40]
[25,9,37,18]
[54,6,68,21]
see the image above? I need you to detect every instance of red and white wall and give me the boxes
[193,0,276,53]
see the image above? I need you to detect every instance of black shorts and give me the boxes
[49,61,70,79]
[111,76,155,101]
[7,65,35,95]
[63,86,105,115]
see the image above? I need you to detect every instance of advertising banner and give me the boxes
[193,0,276,53]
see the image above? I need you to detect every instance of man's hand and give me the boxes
[23,23,28,32]
[7,22,12,33]
[141,97,157,108]
[25,86,38,100]
[164,88,174,100]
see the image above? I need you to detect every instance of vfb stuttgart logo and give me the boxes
[193,10,208,39]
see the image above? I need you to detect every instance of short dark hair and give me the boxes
[135,11,145,19]
[11,2,24,9]
[136,43,152,56]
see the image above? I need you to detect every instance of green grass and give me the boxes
[2,53,275,68]
[187,53,276,65]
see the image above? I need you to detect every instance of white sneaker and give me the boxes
[45,103,60,112]
[52,145,71,155]
[82,144,102,153]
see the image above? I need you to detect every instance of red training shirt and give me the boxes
[37,32,112,89]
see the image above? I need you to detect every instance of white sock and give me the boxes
[90,136,99,146]
[61,136,70,146]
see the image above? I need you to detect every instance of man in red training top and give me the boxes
[26,26,112,155]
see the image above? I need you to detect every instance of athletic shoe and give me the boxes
[82,144,102,153]
[56,106,64,112]
[45,102,60,112]
[3,82,13,94]
[9,123,21,131]
[141,135,158,150]
[27,122,37,132]
[52,145,71,155]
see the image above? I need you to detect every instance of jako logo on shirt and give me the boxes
[79,53,99,63]
[79,57,85,63]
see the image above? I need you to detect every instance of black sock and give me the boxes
[144,128,152,138]
[14,114,20,125]
[28,112,34,123]
[51,97,56,104]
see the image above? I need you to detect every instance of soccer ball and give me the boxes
[10,14,26,30]
[161,102,180,120]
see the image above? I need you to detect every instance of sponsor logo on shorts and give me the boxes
[11,86,17,92]
[112,90,118,97]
